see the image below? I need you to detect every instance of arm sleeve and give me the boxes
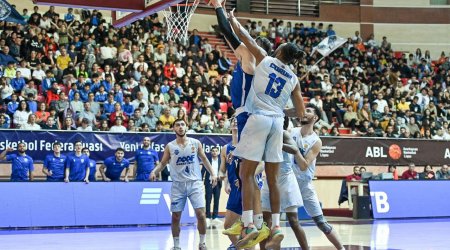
[215,7,241,50]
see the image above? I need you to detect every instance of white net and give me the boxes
[162,0,200,44]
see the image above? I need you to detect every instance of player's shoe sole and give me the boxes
[240,223,270,249]
[264,226,284,250]
[235,224,259,248]
[222,221,243,236]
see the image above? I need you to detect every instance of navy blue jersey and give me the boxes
[225,144,239,188]
[43,153,67,181]
[135,148,159,174]
[88,159,97,181]
[66,153,90,181]
[231,61,254,110]
[104,156,130,180]
[6,154,34,181]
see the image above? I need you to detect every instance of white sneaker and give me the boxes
[199,242,207,250]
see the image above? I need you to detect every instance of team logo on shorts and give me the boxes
[174,149,179,155]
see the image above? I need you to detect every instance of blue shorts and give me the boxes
[46,177,64,182]
[236,112,249,141]
[226,186,242,215]
[135,173,150,181]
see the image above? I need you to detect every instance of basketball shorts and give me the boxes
[297,179,323,217]
[234,114,284,163]
[262,172,303,212]
[135,173,150,181]
[171,180,205,212]
[236,111,249,141]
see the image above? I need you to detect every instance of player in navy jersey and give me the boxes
[82,148,97,182]
[100,148,130,182]
[0,143,34,181]
[42,142,67,182]
[134,137,159,181]
[64,140,90,183]
[150,119,217,250]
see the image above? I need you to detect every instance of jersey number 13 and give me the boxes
[265,73,287,98]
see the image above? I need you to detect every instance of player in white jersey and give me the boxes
[260,117,309,250]
[227,9,306,249]
[208,1,272,249]
[284,104,345,250]
[150,119,218,250]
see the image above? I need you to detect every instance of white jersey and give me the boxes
[168,138,202,182]
[290,128,321,181]
[279,151,294,176]
[244,56,298,117]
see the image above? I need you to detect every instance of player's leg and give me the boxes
[188,181,208,249]
[301,180,344,250]
[263,117,285,248]
[170,182,187,250]
[286,208,309,250]
[264,162,284,249]
[224,209,241,247]
[236,158,260,246]
[259,211,272,250]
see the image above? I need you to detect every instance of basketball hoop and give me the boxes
[162,0,200,44]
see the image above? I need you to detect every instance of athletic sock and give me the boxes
[242,210,254,227]
[173,237,180,247]
[254,214,263,230]
[199,234,206,244]
[271,213,280,229]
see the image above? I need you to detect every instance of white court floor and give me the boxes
[0,217,450,250]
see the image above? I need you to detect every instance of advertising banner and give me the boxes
[369,180,450,219]
[0,130,231,163]
[0,130,448,165]
[0,182,196,227]
[318,137,450,166]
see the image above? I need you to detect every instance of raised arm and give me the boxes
[228,9,266,65]
[150,145,171,181]
[291,83,306,118]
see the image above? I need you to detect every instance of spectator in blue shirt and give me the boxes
[122,95,135,117]
[79,83,91,102]
[0,46,17,67]
[65,140,90,183]
[326,24,336,37]
[7,93,19,115]
[11,71,26,92]
[134,137,159,181]
[100,148,130,182]
[27,94,38,113]
[94,85,108,103]
[103,94,116,116]
[0,143,34,181]
[82,148,97,182]
[41,70,56,95]
[64,8,75,24]
[43,142,67,181]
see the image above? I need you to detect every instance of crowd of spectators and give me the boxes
[0,5,449,139]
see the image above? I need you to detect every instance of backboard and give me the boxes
[112,0,184,28]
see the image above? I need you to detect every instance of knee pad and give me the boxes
[312,215,332,235]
